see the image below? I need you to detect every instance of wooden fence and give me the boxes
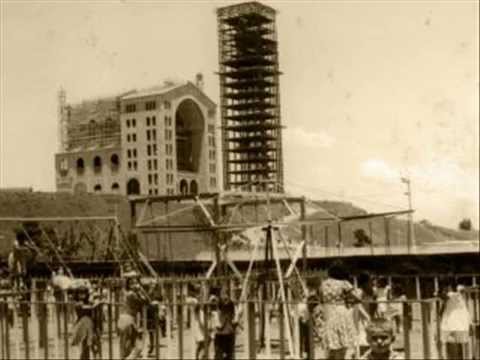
[0,278,479,359]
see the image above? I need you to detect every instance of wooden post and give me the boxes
[279,300,285,360]
[177,299,184,359]
[368,221,374,255]
[108,302,113,359]
[416,276,422,300]
[63,301,69,360]
[421,302,432,359]
[247,301,256,359]
[323,226,328,255]
[265,303,271,358]
[337,222,342,255]
[403,302,411,360]
[300,197,307,272]
[384,217,390,254]
[22,302,30,360]
[435,299,442,359]
[308,314,315,360]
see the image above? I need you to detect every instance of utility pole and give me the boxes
[401,177,415,253]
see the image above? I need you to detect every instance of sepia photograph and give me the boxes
[0,1,478,359]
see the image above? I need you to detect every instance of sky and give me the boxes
[0,0,478,229]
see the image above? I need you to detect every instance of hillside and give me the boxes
[0,191,477,260]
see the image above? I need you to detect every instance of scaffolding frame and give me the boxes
[217,2,284,193]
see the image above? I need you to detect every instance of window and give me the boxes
[133,149,137,158]
[60,158,69,172]
[164,101,171,110]
[152,116,156,126]
[126,119,131,128]
[133,161,137,170]
[111,154,120,170]
[145,101,156,111]
[154,189,158,195]
[149,189,153,195]
[148,174,152,185]
[127,150,131,158]
[132,119,136,127]
[132,134,137,142]
[152,129,156,140]
[209,164,216,173]
[127,134,131,142]
[153,159,158,170]
[146,117,150,127]
[154,174,158,185]
[93,156,102,173]
[94,184,102,192]
[111,183,120,191]
[128,161,132,170]
[147,130,151,141]
[125,104,136,113]
[210,177,217,187]
[147,145,151,156]
[153,144,157,155]
[148,160,151,170]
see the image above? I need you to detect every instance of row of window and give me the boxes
[166,173,174,185]
[74,154,119,175]
[165,158,174,170]
[94,183,120,192]
[124,101,171,113]
[147,159,158,171]
[148,188,159,195]
[146,129,157,141]
[146,144,157,156]
[148,173,159,185]
[165,129,173,141]
[126,133,137,142]
[165,116,173,127]
[165,144,173,155]
[146,116,157,127]
[128,161,138,171]
[127,149,137,158]
[126,118,137,127]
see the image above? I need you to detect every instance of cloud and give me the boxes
[360,159,399,182]
[285,127,336,149]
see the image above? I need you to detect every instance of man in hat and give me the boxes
[117,265,149,359]
[361,318,403,359]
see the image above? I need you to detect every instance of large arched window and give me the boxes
[76,158,85,175]
[127,178,140,195]
[93,156,102,173]
[190,180,198,195]
[175,99,205,172]
[179,179,188,195]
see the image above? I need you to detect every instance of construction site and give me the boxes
[0,1,478,360]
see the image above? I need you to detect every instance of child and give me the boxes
[375,277,391,319]
[388,284,407,334]
[361,318,403,359]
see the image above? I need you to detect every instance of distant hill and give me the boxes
[0,191,477,260]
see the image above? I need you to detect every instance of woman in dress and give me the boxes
[320,262,362,359]
[440,278,471,359]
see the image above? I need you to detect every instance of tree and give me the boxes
[458,218,472,231]
[353,228,372,247]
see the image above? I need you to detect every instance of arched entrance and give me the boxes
[127,178,140,195]
[175,99,205,172]
[179,179,188,195]
[190,180,198,195]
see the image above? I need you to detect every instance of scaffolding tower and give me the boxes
[217,2,284,193]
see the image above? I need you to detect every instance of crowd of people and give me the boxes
[0,228,475,360]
